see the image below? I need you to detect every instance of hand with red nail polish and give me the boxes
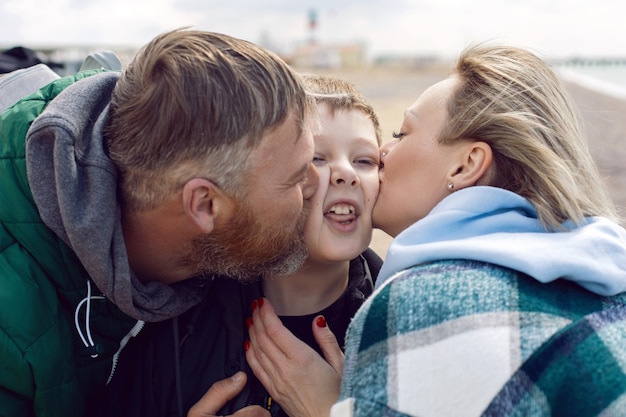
[245,298,343,417]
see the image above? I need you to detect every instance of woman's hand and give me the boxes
[187,371,270,417]
[246,298,344,417]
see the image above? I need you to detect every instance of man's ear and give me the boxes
[181,178,234,234]
[448,141,493,189]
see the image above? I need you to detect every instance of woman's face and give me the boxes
[373,77,463,237]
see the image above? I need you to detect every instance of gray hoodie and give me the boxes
[26,72,206,322]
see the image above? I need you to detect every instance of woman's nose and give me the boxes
[380,144,390,160]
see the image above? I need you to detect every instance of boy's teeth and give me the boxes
[330,204,355,215]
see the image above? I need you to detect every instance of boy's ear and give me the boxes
[448,141,493,189]
[181,178,235,234]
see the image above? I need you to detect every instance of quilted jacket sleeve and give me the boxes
[0,69,127,417]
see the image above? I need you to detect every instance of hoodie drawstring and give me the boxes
[74,280,105,358]
[74,279,145,382]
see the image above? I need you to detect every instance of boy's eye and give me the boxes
[392,131,406,140]
[355,158,379,166]
[312,156,325,165]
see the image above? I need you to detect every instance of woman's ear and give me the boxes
[181,178,235,234]
[448,141,493,188]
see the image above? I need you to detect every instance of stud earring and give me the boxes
[381,151,387,157]
[447,182,454,190]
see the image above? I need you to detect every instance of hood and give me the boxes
[376,186,626,296]
[25,72,205,321]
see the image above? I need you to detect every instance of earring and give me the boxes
[447,182,454,190]
[381,151,387,157]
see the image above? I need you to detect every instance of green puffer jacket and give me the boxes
[0,71,136,417]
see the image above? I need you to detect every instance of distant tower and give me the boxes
[308,9,318,45]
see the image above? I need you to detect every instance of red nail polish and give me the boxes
[316,316,327,328]
[246,317,253,329]
[244,340,250,351]
[258,298,264,307]
[251,300,257,311]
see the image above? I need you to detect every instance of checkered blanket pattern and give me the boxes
[332,260,626,417]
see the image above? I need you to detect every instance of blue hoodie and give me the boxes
[376,186,626,296]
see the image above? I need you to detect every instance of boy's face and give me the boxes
[305,103,380,263]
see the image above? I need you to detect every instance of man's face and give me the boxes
[183,113,319,280]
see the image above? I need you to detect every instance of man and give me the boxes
[0,28,318,417]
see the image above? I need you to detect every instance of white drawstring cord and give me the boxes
[74,280,105,358]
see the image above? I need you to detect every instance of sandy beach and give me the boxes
[303,64,626,258]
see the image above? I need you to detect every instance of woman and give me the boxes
[247,43,626,417]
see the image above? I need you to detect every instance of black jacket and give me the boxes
[103,249,382,417]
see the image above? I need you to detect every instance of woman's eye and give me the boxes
[392,131,406,140]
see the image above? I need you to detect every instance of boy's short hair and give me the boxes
[301,74,381,145]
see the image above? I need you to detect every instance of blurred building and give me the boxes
[289,41,367,69]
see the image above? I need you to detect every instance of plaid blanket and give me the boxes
[332,260,626,417]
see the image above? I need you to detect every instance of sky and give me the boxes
[1,0,625,61]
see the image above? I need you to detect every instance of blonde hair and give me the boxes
[301,74,382,145]
[104,28,314,210]
[440,43,619,229]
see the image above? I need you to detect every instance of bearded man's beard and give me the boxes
[179,200,309,282]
